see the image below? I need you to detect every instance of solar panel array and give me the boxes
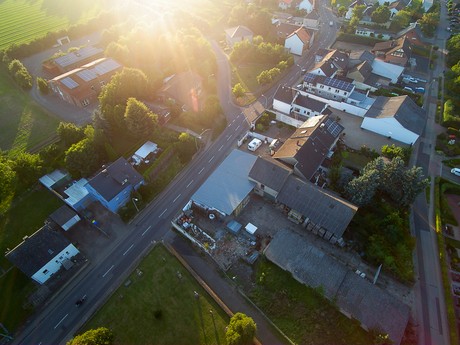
[76,69,97,82]
[323,77,354,92]
[94,59,121,75]
[54,47,103,68]
[324,118,343,138]
[304,73,317,84]
[61,77,79,89]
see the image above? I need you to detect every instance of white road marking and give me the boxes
[198,167,204,174]
[227,135,232,141]
[219,145,224,151]
[159,208,167,218]
[102,265,114,278]
[235,125,240,131]
[236,114,240,118]
[186,180,193,188]
[123,244,134,256]
[173,194,181,203]
[208,156,214,163]
[54,314,68,329]
[232,119,236,123]
[142,226,151,237]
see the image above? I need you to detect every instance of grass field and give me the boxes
[85,245,229,345]
[231,63,275,93]
[0,66,60,154]
[0,0,105,50]
[250,258,374,345]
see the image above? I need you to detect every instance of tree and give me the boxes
[57,122,85,148]
[419,12,439,37]
[124,98,157,139]
[345,168,381,206]
[352,4,367,19]
[381,144,411,163]
[225,313,257,345]
[0,160,16,214]
[232,83,246,98]
[37,77,49,94]
[371,5,391,23]
[338,5,347,17]
[8,59,32,89]
[65,138,101,178]
[348,16,360,33]
[11,152,44,188]
[67,327,114,345]
[177,132,196,162]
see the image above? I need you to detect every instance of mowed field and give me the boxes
[0,0,106,50]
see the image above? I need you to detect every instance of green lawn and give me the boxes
[342,151,372,171]
[250,258,373,345]
[0,0,104,50]
[232,63,275,93]
[0,67,60,154]
[85,245,229,345]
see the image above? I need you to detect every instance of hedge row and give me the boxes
[336,32,385,47]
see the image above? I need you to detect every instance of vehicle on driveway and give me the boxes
[451,168,460,176]
[415,87,425,94]
[403,86,414,93]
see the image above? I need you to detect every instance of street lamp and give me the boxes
[260,94,268,108]
[132,198,139,212]
[193,291,207,345]
[209,310,220,345]
[198,128,211,140]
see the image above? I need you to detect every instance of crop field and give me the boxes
[0,0,105,50]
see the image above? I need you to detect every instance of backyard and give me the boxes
[84,245,229,345]
[249,258,374,345]
[0,0,105,50]
[0,66,60,154]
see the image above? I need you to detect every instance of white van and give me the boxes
[248,138,262,152]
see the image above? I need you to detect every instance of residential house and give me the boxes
[275,22,302,40]
[248,157,292,200]
[273,85,296,114]
[309,50,348,77]
[303,10,320,29]
[309,59,338,77]
[355,26,392,40]
[279,0,294,10]
[388,0,411,17]
[396,22,428,47]
[361,95,426,144]
[224,25,254,47]
[349,50,404,83]
[345,0,368,20]
[48,58,122,108]
[346,60,378,90]
[42,46,104,76]
[303,73,355,102]
[131,141,158,166]
[85,157,144,213]
[298,0,314,13]
[292,93,329,118]
[158,71,203,112]
[49,206,81,231]
[5,225,80,285]
[371,36,412,66]
[273,115,344,181]
[285,27,314,56]
[190,150,257,217]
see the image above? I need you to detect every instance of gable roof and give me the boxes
[304,73,354,92]
[311,59,338,77]
[287,27,311,44]
[349,60,373,79]
[372,36,411,56]
[276,22,302,38]
[248,157,291,192]
[273,115,344,180]
[365,95,426,134]
[293,94,328,112]
[87,157,143,202]
[322,49,349,70]
[274,85,296,104]
[277,176,358,238]
[191,149,257,215]
[225,25,253,39]
[5,225,73,277]
[49,206,79,228]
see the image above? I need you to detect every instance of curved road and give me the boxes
[13,6,339,345]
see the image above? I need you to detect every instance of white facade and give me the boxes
[31,244,80,284]
[304,80,354,102]
[279,0,292,9]
[298,0,314,13]
[285,34,305,56]
[371,59,404,83]
[274,110,305,127]
[361,117,419,144]
[355,28,392,40]
[298,91,370,117]
[308,66,337,78]
[273,99,292,114]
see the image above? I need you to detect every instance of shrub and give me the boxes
[37,77,49,94]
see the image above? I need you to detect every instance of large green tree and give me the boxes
[65,138,101,178]
[11,152,44,188]
[0,159,16,214]
[371,5,391,23]
[225,313,257,345]
[57,122,85,148]
[124,98,157,139]
[67,327,114,345]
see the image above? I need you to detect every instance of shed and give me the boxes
[226,220,242,234]
[49,206,81,231]
[132,141,158,165]
[245,223,258,237]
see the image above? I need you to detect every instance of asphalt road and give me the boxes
[13,6,339,345]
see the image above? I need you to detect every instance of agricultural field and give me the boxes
[0,0,106,50]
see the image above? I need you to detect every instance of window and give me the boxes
[81,99,90,106]
[328,87,331,91]
[66,251,69,255]
[43,269,49,274]
[344,92,347,96]
[100,80,106,86]
[319,85,324,89]
[307,111,310,115]
[335,89,339,93]
[59,256,63,260]
[261,184,265,190]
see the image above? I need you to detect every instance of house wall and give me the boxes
[273,99,292,114]
[298,91,369,117]
[285,35,304,56]
[298,0,313,12]
[292,103,325,117]
[274,111,305,127]
[361,117,419,144]
[248,179,278,199]
[352,80,377,92]
[86,181,143,213]
[308,66,336,78]
[355,28,392,40]
[31,244,79,284]
[347,70,366,83]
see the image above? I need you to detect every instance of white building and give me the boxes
[361,95,426,144]
[6,226,80,285]
[298,0,314,13]
[303,73,355,102]
[285,27,313,56]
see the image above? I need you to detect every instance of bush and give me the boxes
[37,77,49,94]
[443,100,460,128]
[8,59,32,89]
[336,32,385,46]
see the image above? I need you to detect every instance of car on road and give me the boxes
[451,168,460,176]
[329,21,334,26]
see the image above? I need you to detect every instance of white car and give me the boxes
[451,168,460,176]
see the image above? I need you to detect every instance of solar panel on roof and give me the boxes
[76,69,97,81]
[325,118,342,138]
[323,77,353,92]
[304,73,317,83]
[61,77,79,89]
[93,60,121,75]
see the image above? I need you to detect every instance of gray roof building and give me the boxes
[191,149,257,216]
[264,230,410,345]
[248,157,292,193]
[49,206,81,231]
[365,95,426,135]
[274,85,296,105]
[293,94,328,112]
[5,225,74,278]
[277,176,357,238]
